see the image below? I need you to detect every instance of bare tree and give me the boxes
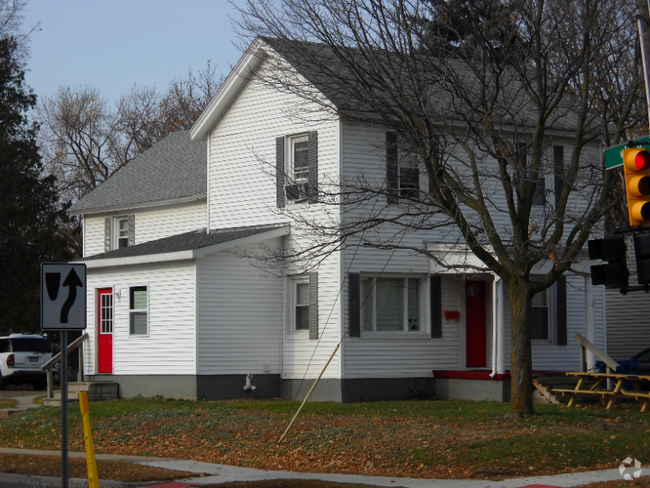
[0,0,39,60]
[38,62,222,204]
[236,0,645,415]
[38,85,126,203]
[119,62,222,154]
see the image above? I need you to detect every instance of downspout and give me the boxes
[490,276,501,377]
[585,276,595,370]
[206,132,211,233]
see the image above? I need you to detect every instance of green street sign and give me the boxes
[605,137,650,170]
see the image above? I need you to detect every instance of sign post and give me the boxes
[41,263,87,488]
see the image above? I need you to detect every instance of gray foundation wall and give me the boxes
[88,374,198,399]
[89,375,437,402]
[433,377,510,402]
[88,375,508,403]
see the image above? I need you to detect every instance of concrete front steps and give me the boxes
[43,382,118,407]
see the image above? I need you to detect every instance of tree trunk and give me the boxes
[507,279,535,417]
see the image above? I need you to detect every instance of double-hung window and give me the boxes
[129,286,148,336]
[387,132,420,201]
[290,274,319,339]
[518,142,545,206]
[291,135,309,184]
[361,277,421,332]
[531,289,549,340]
[276,132,318,206]
[117,218,129,249]
[104,215,135,251]
[294,279,310,331]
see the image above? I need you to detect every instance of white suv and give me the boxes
[0,334,52,390]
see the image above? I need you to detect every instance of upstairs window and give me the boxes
[291,135,309,184]
[117,218,129,249]
[517,142,545,206]
[531,289,549,340]
[276,132,318,206]
[104,215,135,252]
[387,132,420,202]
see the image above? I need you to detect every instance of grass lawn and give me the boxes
[0,453,196,483]
[0,399,18,409]
[0,397,648,482]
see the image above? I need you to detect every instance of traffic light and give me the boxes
[588,237,628,288]
[623,147,650,226]
[634,232,650,285]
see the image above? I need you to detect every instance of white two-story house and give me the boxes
[70,38,606,402]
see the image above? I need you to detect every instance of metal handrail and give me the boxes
[41,333,88,399]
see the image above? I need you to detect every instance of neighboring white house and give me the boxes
[70,38,607,402]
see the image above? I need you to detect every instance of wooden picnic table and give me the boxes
[553,372,650,412]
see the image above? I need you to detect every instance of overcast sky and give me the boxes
[21,0,245,105]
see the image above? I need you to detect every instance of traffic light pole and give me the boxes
[637,0,650,125]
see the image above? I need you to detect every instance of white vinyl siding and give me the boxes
[205,55,343,380]
[82,201,205,257]
[606,241,650,360]
[207,56,339,230]
[84,261,196,376]
[197,240,284,374]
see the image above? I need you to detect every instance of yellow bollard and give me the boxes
[78,391,100,488]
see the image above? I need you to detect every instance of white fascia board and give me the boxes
[71,194,206,216]
[192,225,290,258]
[189,39,268,141]
[80,226,290,269]
[82,251,196,269]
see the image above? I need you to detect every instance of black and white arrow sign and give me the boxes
[41,263,87,330]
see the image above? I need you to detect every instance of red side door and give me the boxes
[97,288,113,374]
[465,281,486,368]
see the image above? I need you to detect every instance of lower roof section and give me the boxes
[78,224,290,268]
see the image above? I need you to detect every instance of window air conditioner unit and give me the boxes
[285,182,308,201]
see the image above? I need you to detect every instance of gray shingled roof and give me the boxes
[81,224,287,261]
[261,37,586,133]
[68,131,206,215]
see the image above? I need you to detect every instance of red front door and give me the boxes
[97,288,113,374]
[465,281,486,368]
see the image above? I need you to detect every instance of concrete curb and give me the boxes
[0,447,649,487]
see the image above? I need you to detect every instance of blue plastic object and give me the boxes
[595,359,639,374]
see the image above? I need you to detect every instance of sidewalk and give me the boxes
[0,447,646,488]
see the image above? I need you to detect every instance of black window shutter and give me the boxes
[104,217,111,252]
[309,272,319,340]
[276,136,285,208]
[128,214,135,247]
[348,272,360,337]
[556,275,567,345]
[430,276,442,338]
[308,131,318,204]
[554,145,564,207]
[386,131,398,204]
